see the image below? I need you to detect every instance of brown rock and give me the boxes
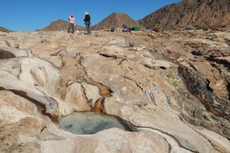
[0,26,14,32]
[41,19,85,31]
[138,0,230,29]
[92,97,105,113]
[92,12,143,30]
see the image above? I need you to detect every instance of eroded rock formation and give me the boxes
[0,29,230,152]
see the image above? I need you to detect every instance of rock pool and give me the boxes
[59,112,134,135]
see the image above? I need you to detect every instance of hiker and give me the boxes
[122,24,129,32]
[68,14,75,34]
[82,12,91,34]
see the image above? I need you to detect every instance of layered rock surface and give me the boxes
[0,29,230,153]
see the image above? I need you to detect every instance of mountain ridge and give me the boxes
[41,19,85,31]
[138,0,230,29]
[2,0,230,32]
[92,12,143,30]
[0,26,14,32]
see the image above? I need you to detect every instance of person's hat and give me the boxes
[85,12,88,15]
[71,14,74,16]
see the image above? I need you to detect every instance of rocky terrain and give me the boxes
[41,19,85,31]
[92,12,143,30]
[0,27,230,153]
[138,0,230,29]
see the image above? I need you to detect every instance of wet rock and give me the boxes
[92,97,105,113]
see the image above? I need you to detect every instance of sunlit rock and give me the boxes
[15,49,33,57]
[0,29,230,152]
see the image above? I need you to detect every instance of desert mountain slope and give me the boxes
[41,19,85,31]
[92,12,142,30]
[0,26,14,32]
[138,0,230,29]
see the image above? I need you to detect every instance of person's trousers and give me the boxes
[68,23,74,34]
[85,22,91,34]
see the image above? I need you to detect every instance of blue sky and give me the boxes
[0,0,182,32]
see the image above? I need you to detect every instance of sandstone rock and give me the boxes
[81,54,216,152]
[141,59,178,69]
[109,37,130,47]
[0,58,20,77]
[0,71,59,119]
[65,82,91,111]
[0,31,8,36]
[81,82,101,107]
[15,49,34,57]
[98,45,126,59]
[30,41,67,58]
[18,57,92,115]
[45,56,62,68]
[0,29,230,153]
[0,90,52,152]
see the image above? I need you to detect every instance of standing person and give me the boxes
[83,12,91,34]
[68,14,75,34]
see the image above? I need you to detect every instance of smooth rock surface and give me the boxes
[0,30,230,153]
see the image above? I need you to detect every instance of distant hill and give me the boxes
[41,19,85,31]
[0,26,14,32]
[138,0,230,29]
[92,12,143,30]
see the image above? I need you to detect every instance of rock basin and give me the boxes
[59,112,135,135]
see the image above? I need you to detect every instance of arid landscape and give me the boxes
[0,0,230,152]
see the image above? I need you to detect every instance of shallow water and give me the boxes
[59,112,134,135]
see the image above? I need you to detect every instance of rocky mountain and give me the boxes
[138,0,230,29]
[92,12,143,30]
[0,27,230,152]
[41,19,85,31]
[0,26,14,32]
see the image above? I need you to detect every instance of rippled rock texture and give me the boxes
[0,29,230,153]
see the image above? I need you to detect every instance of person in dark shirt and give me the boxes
[122,24,129,32]
[83,12,91,34]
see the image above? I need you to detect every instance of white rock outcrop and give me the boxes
[0,30,230,153]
